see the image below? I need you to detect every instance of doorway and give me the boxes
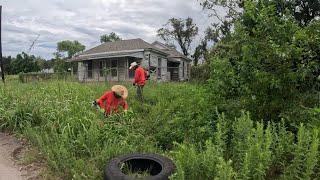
[167,61,180,81]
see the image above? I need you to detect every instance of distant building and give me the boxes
[41,68,54,73]
[68,38,191,82]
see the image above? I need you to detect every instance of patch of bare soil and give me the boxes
[0,132,42,180]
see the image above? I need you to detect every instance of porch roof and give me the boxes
[152,41,193,62]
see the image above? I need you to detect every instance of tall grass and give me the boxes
[172,113,320,180]
[0,81,210,179]
[0,81,319,179]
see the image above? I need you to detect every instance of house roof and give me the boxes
[69,38,192,62]
[69,38,168,62]
[83,38,160,54]
[151,41,192,62]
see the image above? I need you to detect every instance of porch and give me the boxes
[78,57,140,82]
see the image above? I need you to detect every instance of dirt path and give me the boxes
[0,133,40,180]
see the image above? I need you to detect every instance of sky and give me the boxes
[1,0,213,59]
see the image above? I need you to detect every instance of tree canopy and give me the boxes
[157,17,198,56]
[3,52,43,74]
[57,40,85,58]
[100,32,122,43]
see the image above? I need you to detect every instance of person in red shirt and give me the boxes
[93,85,128,116]
[129,62,146,102]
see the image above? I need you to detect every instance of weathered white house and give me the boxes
[69,39,191,82]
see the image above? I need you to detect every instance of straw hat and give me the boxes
[111,85,128,99]
[129,62,138,70]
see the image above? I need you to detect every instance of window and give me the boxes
[157,58,162,79]
[182,61,185,78]
[111,60,117,77]
[187,64,191,78]
[87,60,93,78]
[99,61,104,77]
[128,58,136,78]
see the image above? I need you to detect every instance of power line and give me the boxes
[27,34,40,54]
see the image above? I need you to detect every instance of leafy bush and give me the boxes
[171,112,320,180]
[208,0,320,125]
[190,63,211,83]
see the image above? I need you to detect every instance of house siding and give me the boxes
[93,60,99,81]
[78,62,86,82]
[178,59,184,80]
[159,58,168,81]
[118,58,126,81]
[75,47,190,82]
[142,51,168,81]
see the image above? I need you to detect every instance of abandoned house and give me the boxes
[69,38,192,82]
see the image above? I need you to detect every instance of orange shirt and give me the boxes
[97,91,128,115]
[134,66,146,86]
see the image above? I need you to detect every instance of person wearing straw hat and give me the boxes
[129,62,146,102]
[93,85,128,116]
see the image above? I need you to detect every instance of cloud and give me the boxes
[1,0,212,59]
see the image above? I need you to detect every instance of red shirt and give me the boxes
[134,66,146,86]
[97,91,128,115]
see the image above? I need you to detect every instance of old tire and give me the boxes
[104,153,176,180]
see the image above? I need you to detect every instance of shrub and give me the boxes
[190,63,211,83]
[171,112,320,179]
[207,0,320,125]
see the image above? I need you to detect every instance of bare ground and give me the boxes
[0,132,42,180]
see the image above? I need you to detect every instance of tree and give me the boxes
[157,17,199,56]
[208,0,320,124]
[10,52,40,74]
[2,56,13,74]
[200,0,320,36]
[100,32,122,43]
[57,40,85,59]
[56,40,85,73]
[43,59,54,70]
[35,57,47,70]
[199,0,243,43]
[200,0,243,25]
[52,52,69,73]
[273,0,320,26]
[192,40,208,66]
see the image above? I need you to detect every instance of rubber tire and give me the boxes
[104,153,176,180]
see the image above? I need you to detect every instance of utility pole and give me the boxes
[0,5,5,84]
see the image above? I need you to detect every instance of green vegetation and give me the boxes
[121,163,151,178]
[100,32,122,44]
[2,53,46,75]
[0,81,211,179]
[208,0,320,126]
[1,0,319,179]
[0,80,319,179]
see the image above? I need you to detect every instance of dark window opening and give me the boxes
[111,60,117,77]
[87,60,93,78]
[99,61,104,77]
[182,61,185,78]
[128,58,136,79]
[157,58,162,79]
